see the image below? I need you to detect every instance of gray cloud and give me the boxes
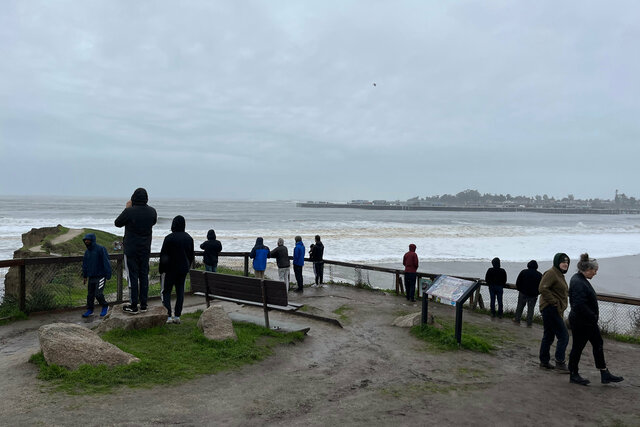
[1,1,638,200]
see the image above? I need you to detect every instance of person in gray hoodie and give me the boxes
[269,238,291,290]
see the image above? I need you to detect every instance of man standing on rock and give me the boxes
[115,187,157,315]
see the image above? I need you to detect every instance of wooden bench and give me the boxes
[189,269,300,328]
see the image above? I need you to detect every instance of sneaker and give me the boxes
[166,316,174,324]
[539,362,555,370]
[82,309,94,318]
[123,304,139,315]
[100,306,109,317]
[601,369,624,384]
[173,316,181,324]
[570,373,590,386]
[555,360,570,374]
[140,306,148,313]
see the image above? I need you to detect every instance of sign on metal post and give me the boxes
[421,275,480,344]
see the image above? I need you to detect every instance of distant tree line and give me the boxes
[406,189,639,208]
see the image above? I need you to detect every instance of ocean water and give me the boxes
[2,196,640,299]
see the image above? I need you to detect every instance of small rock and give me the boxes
[38,323,139,370]
[392,312,422,327]
[197,305,237,341]
[95,304,167,334]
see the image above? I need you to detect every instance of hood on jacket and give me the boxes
[83,233,97,247]
[253,237,265,249]
[131,188,149,206]
[207,229,216,240]
[408,244,416,252]
[171,215,186,232]
[553,253,570,269]
[527,260,539,270]
[491,257,501,268]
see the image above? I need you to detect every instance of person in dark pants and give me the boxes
[159,215,194,324]
[81,233,112,318]
[485,257,507,318]
[293,236,305,292]
[200,229,222,272]
[538,252,570,372]
[513,260,542,327]
[402,244,419,302]
[309,235,324,286]
[568,253,624,386]
[250,237,270,279]
[115,188,157,314]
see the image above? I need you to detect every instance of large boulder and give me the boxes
[197,305,237,341]
[392,312,422,328]
[95,304,167,334]
[38,322,139,370]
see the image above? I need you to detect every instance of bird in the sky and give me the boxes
[373,83,376,87]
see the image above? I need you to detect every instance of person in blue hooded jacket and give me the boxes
[292,236,305,292]
[82,233,112,318]
[250,237,270,279]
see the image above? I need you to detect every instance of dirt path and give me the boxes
[1,286,638,426]
[28,228,84,253]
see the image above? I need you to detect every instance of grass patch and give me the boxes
[601,331,640,345]
[43,228,123,256]
[410,316,501,353]
[29,312,305,394]
[333,304,352,322]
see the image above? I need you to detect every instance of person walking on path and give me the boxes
[402,244,419,302]
[250,237,270,279]
[309,235,324,286]
[269,238,291,290]
[568,253,624,386]
[538,252,571,372]
[81,233,112,318]
[114,187,157,315]
[200,229,222,272]
[159,215,194,325]
[513,260,542,327]
[485,257,507,318]
[293,236,305,292]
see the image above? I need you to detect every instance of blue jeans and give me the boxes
[205,262,217,272]
[488,284,504,317]
[539,305,569,364]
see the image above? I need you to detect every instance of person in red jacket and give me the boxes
[403,244,419,302]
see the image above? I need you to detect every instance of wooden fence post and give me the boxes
[116,258,123,303]
[19,264,26,312]
[244,254,249,277]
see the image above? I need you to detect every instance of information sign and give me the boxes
[426,275,477,306]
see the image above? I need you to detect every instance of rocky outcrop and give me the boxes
[392,312,422,327]
[197,305,237,341]
[38,322,139,370]
[95,304,167,334]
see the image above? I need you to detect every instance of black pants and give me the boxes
[404,272,416,300]
[293,265,304,290]
[87,277,108,310]
[568,320,606,374]
[161,271,187,317]
[125,252,150,308]
[313,262,324,284]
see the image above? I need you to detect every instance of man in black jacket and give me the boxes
[115,188,157,314]
[309,235,324,286]
[200,229,222,272]
[513,260,542,327]
[485,257,507,318]
[159,215,194,324]
[269,238,291,290]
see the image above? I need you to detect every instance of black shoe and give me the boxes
[601,369,624,384]
[140,305,148,313]
[123,304,139,315]
[570,373,590,386]
[539,362,555,370]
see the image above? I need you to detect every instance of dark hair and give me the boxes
[576,253,598,272]
[315,235,321,242]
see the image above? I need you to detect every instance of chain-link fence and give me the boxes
[2,254,639,336]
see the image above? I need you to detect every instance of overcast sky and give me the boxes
[1,1,638,201]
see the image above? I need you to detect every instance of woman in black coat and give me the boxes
[568,253,624,386]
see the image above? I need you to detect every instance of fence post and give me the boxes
[395,272,400,295]
[116,258,123,303]
[19,264,26,312]
[244,254,249,277]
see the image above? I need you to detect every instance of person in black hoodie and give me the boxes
[485,257,507,318]
[159,215,194,324]
[115,188,157,314]
[568,253,624,386]
[513,260,542,327]
[200,229,222,272]
[309,235,324,286]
